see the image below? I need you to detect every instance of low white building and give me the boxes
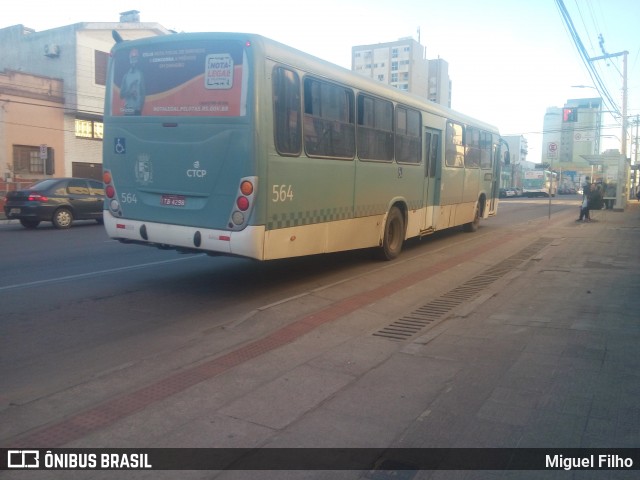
[0,11,171,179]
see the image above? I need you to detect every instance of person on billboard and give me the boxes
[120,48,145,115]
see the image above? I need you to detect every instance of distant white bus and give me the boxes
[523,170,557,197]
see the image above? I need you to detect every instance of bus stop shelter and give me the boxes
[581,151,630,211]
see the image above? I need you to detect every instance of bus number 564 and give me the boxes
[272,184,294,202]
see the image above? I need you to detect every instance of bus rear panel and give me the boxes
[103,35,264,258]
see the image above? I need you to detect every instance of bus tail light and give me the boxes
[103,169,121,216]
[240,180,253,196]
[236,196,249,211]
[228,176,257,229]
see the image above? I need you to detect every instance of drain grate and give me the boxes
[373,237,553,340]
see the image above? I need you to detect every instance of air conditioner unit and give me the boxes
[44,44,60,57]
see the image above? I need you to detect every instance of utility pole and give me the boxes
[589,48,629,208]
[589,50,628,157]
[633,115,639,164]
[633,115,639,196]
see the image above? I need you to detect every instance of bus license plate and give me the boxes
[161,195,186,207]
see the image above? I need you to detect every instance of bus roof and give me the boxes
[111,31,500,135]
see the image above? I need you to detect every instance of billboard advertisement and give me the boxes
[110,39,248,117]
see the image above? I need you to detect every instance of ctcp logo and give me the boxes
[187,161,207,178]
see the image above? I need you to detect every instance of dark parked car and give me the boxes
[4,178,104,229]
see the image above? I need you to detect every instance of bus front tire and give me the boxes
[378,206,405,260]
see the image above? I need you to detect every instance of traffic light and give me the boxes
[563,108,578,122]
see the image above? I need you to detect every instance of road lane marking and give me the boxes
[0,256,205,293]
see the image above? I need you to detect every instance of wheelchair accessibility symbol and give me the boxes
[114,138,126,154]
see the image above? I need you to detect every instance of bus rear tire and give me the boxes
[378,206,405,260]
[463,203,480,232]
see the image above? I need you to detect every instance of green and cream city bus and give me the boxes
[103,33,506,261]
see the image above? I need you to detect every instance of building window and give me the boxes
[75,119,104,139]
[13,145,53,175]
[95,50,109,86]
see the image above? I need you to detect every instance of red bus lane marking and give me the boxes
[8,233,518,448]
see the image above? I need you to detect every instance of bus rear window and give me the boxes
[109,39,248,117]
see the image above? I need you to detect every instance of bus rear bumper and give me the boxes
[103,211,265,260]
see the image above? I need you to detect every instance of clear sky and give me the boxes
[3,0,639,161]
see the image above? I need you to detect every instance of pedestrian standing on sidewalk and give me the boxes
[589,182,604,211]
[577,176,591,222]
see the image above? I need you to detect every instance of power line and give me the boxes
[554,0,622,118]
[0,98,103,116]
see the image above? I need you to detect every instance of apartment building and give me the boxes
[351,37,451,107]
[542,97,602,187]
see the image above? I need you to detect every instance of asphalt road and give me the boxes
[0,196,579,414]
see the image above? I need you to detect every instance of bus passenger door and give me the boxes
[422,128,441,230]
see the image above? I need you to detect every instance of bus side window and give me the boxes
[424,132,432,176]
[303,77,355,159]
[273,67,302,156]
[464,126,480,168]
[357,94,394,162]
[396,106,421,164]
[445,121,464,168]
[480,131,492,169]
[430,134,439,178]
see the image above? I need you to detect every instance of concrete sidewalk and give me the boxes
[4,202,640,479]
[192,202,640,478]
